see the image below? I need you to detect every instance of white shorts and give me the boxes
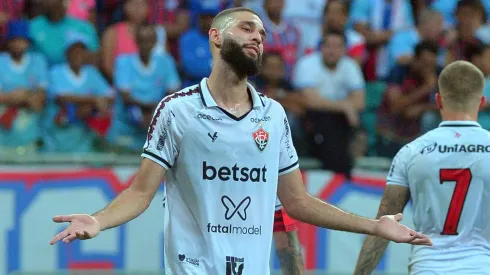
[410,259,490,275]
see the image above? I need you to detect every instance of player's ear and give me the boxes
[209,28,222,48]
[435,93,443,110]
[479,96,486,110]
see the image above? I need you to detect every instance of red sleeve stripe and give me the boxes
[145,87,200,147]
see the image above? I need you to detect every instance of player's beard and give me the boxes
[220,38,262,78]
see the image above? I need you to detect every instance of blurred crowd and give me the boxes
[1,0,490,177]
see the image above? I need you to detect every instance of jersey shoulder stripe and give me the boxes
[146,85,201,146]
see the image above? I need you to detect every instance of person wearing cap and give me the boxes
[108,23,180,152]
[29,0,99,66]
[42,38,113,153]
[0,19,48,154]
[179,6,219,87]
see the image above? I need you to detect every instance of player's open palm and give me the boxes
[374,213,432,246]
[49,214,100,245]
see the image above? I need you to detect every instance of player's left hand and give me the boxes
[374,213,432,246]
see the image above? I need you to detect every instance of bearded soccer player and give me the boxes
[49,7,431,275]
[355,61,490,275]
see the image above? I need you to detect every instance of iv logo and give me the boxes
[226,256,244,275]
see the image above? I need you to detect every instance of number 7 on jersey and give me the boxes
[439,168,472,235]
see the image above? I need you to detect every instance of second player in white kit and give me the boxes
[49,7,432,275]
[355,61,490,275]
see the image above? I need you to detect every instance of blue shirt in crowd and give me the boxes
[43,64,112,152]
[0,52,48,148]
[179,29,213,87]
[108,53,181,151]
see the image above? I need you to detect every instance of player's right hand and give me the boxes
[49,214,101,245]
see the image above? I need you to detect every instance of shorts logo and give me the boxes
[222,196,251,221]
[253,127,269,152]
[226,256,244,275]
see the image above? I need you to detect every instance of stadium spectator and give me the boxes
[258,0,301,78]
[0,0,25,47]
[67,0,96,25]
[147,0,190,59]
[43,38,113,152]
[188,0,234,26]
[0,20,48,154]
[468,43,490,129]
[108,24,180,152]
[253,52,307,154]
[376,41,440,158]
[322,0,366,65]
[294,30,365,177]
[387,8,444,70]
[24,0,43,19]
[350,0,415,80]
[179,7,217,87]
[29,0,99,66]
[445,0,486,64]
[431,0,490,28]
[100,0,167,82]
[282,0,327,55]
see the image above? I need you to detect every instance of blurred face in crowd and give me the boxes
[264,0,284,21]
[124,0,149,25]
[321,33,346,67]
[261,54,286,83]
[7,38,30,60]
[25,0,44,19]
[44,0,67,21]
[67,43,87,71]
[324,1,348,32]
[199,14,215,34]
[456,5,484,32]
[420,14,444,39]
[479,48,490,76]
[414,50,438,73]
[136,25,157,57]
[216,11,265,77]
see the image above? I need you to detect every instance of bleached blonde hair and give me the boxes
[438,60,485,111]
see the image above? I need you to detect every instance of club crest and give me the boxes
[252,127,269,152]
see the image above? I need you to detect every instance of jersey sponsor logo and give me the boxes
[178,254,200,267]
[420,142,437,154]
[250,116,271,123]
[197,113,223,121]
[202,161,267,183]
[226,256,244,275]
[222,196,251,221]
[207,196,262,236]
[438,144,490,153]
[156,111,176,150]
[253,127,269,152]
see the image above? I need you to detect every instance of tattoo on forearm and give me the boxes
[354,186,410,275]
[354,236,389,275]
[276,231,304,275]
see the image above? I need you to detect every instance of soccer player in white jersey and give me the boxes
[354,60,490,275]
[49,7,431,275]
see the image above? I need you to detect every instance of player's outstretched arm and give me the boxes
[277,169,431,245]
[353,185,410,275]
[49,158,166,245]
[274,230,304,275]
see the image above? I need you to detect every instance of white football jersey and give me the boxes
[387,121,490,273]
[142,78,299,275]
